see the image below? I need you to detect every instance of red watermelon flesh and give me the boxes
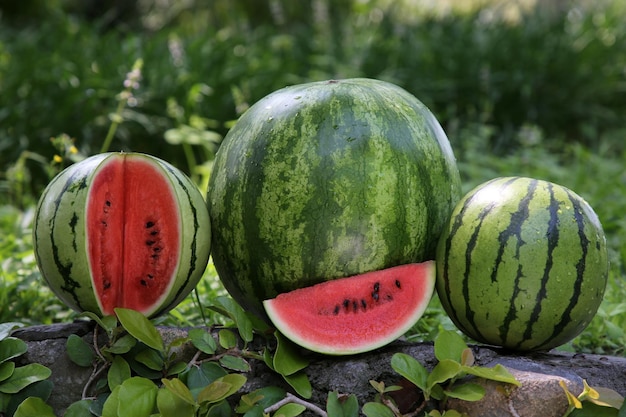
[263,262,435,355]
[86,155,181,315]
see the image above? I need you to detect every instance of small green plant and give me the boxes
[364,329,520,416]
[0,323,53,417]
[33,297,322,417]
[560,379,625,417]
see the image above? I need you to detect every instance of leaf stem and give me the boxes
[264,392,327,417]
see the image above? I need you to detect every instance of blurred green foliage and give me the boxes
[1,0,625,202]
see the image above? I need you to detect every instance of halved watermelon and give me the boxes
[263,262,436,355]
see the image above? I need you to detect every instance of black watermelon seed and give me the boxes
[105,200,111,207]
[395,279,401,289]
[140,279,148,287]
[374,282,380,292]
[361,299,367,309]
[352,300,358,312]
[372,292,379,301]
[333,305,340,315]
[146,240,155,246]
[146,221,155,228]
[147,274,154,280]
[343,299,350,310]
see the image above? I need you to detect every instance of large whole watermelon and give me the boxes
[436,176,608,351]
[208,78,461,315]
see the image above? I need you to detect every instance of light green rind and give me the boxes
[208,78,461,315]
[33,152,211,317]
[436,176,608,351]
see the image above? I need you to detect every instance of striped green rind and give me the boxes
[436,176,608,351]
[207,78,461,315]
[33,152,211,318]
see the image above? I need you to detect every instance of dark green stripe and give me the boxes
[518,181,558,349]
[440,178,504,341]
[48,172,87,309]
[532,189,589,350]
[497,178,536,346]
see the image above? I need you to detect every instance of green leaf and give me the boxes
[236,386,286,414]
[64,399,94,417]
[188,328,217,355]
[390,353,428,392]
[444,383,485,401]
[135,348,165,371]
[183,362,227,399]
[588,387,625,409]
[206,399,233,417]
[0,362,15,383]
[166,360,188,376]
[161,378,195,405]
[108,356,131,391]
[369,380,386,394]
[102,385,121,417]
[273,332,309,377]
[0,363,51,394]
[434,330,468,363]
[570,402,621,417]
[460,348,475,367]
[282,371,312,399]
[209,296,254,343]
[13,397,56,417]
[327,391,359,417]
[219,355,250,372]
[114,308,164,352]
[275,402,306,417]
[462,364,520,386]
[117,377,158,417]
[198,374,246,404]
[218,329,237,350]
[362,402,395,417]
[5,380,53,417]
[0,323,24,341]
[157,387,196,417]
[80,312,118,336]
[0,391,9,412]
[0,337,28,364]
[105,334,137,355]
[426,359,462,391]
[66,334,95,367]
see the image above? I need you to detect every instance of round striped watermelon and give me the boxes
[33,152,211,318]
[207,78,461,315]
[436,176,608,351]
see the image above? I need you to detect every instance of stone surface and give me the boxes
[12,323,626,416]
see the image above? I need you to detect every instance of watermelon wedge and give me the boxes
[263,262,436,355]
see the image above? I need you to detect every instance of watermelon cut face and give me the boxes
[33,152,211,318]
[263,262,436,355]
[86,156,181,315]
